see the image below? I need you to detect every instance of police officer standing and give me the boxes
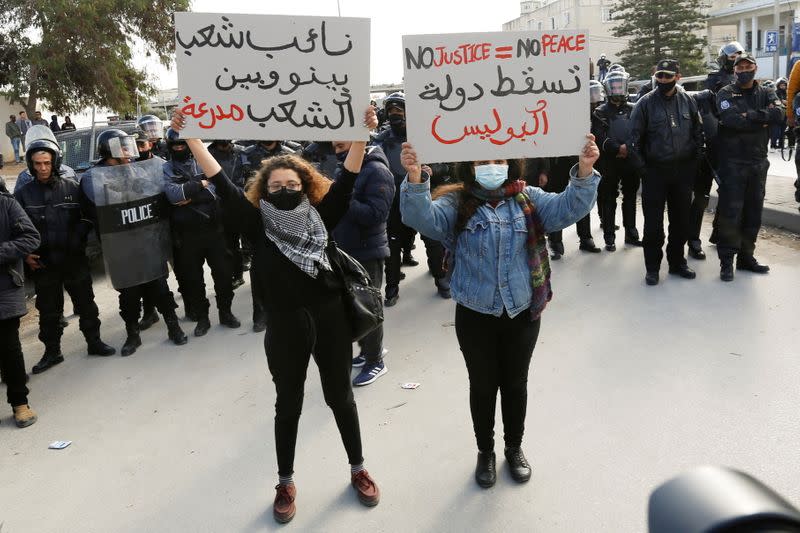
[591,69,642,250]
[706,42,744,93]
[163,131,240,336]
[629,59,703,286]
[15,128,116,373]
[80,129,188,355]
[715,52,782,281]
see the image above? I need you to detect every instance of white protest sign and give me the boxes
[402,30,590,163]
[174,13,370,140]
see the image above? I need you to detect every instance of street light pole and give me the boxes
[774,0,780,78]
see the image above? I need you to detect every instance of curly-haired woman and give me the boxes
[171,108,380,523]
[399,137,601,488]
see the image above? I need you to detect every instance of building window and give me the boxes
[563,11,570,27]
[538,20,543,30]
[550,16,556,29]
[601,7,614,23]
[745,31,752,51]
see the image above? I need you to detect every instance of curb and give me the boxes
[709,193,800,234]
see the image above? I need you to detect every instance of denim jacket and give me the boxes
[400,165,600,318]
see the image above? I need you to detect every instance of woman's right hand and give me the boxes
[401,142,423,183]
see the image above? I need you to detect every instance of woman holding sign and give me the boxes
[170,107,381,523]
[399,136,600,488]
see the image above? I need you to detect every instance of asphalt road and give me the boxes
[1,216,799,533]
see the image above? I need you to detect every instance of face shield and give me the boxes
[138,118,164,141]
[590,83,606,104]
[107,136,140,160]
[604,73,629,99]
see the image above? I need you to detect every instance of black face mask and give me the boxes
[335,150,347,162]
[657,80,676,95]
[266,187,303,210]
[170,148,191,162]
[736,71,756,86]
[388,114,406,133]
[136,150,151,161]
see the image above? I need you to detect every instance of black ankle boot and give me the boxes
[475,451,497,488]
[194,316,211,337]
[219,310,241,328]
[164,313,188,345]
[138,309,160,330]
[121,326,141,357]
[87,339,116,356]
[504,447,532,483]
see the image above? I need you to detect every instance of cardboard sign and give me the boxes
[402,30,590,163]
[174,13,370,140]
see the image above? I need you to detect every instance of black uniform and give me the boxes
[163,157,234,324]
[715,81,784,260]
[629,87,703,273]
[301,141,339,179]
[705,70,736,93]
[689,89,721,253]
[544,156,593,248]
[591,100,641,246]
[14,175,107,355]
[242,141,296,180]
[209,143,249,283]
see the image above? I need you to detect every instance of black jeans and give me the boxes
[689,157,715,245]
[32,256,101,352]
[265,295,363,476]
[173,228,234,317]
[357,258,384,364]
[641,160,695,272]
[454,305,541,452]
[597,164,640,242]
[118,276,178,325]
[0,317,29,407]
[715,158,769,259]
[385,216,417,298]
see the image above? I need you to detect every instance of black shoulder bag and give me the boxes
[328,242,384,342]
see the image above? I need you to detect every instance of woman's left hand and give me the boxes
[363,106,379,131]
[578,134,600,178]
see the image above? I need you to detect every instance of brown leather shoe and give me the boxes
[351,470,380,507]
[273,483,296,524]
[13,404,38,428]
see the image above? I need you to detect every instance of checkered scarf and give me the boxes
[259,197,332,278]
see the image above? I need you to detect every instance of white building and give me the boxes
[502,0,629,74]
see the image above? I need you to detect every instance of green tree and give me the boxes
[0,0,190,117]
[610,0,709,80]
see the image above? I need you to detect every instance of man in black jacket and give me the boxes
[591,70,642,251]
[715,52,784,281]
[629,59,703,286]
[163,134,240,337]
[15,138,116,373]
[0,187,40,427]
[331,143,394,387]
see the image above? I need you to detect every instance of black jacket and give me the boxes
[242,142,296,180]
[301,142,339,179]
[693,89,721,167]
[332,146,395,262]
[717,81,785,161]
[592,100,638,173]
[208,166,357,316]
[163,158,222,232]
[629,87,703,167]
[208,144,249,188]
[705,70,735,93]
[14,175,93,266]
[0,193,40,320]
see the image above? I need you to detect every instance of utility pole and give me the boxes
[774,0,780,78]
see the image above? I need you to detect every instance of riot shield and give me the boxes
[90,158,172,290]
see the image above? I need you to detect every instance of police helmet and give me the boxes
[25,128,63,176]
[777,77,788,87]
[589,80,606,104]
[97,129,139,160]
[383,92,405,112]
[137,114,164,142]
[609,63,626,74]
[603,71,629,100]
[164,127,186,149]
[717,41,745,69]
[762,80,776,89]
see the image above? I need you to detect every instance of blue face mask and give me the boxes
[474,164,509,190]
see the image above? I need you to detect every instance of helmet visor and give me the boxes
[139,119,163,141]
[590,85,605,104]
[604,76,628,97]
[107,136,139,159]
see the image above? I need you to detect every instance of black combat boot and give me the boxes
[121,325,141,357]
[219,310,241,328]
[720,256,735,282]
[164,312,188,345]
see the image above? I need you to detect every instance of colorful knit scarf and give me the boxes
[470,180,552,320]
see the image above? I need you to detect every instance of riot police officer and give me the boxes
[591,70,642,251]
[14,127,116,373]
[715,52,782,281]
[81,129,188,355]
[138,114,168,159]
[13,126,76,193]
[163,130,240,336]
[629,59,703,286]
[706,41,744,93]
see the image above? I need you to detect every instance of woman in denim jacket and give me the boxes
[399,136,601,488]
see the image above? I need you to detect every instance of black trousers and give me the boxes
[689,157,715,245]
[420,235,447,279]
[173,229,234,317]
[454,304,541,452]
[32,256,101,352]
[358,258,384,363]
[641,160,695,272]
[385,222,416,297]
[224,227,244,280]
[598,164,640,242]
[547,213,591,245]
[118,276,178,325]
[0,317,29,407]
[715,158,769,259]
[265,295,363,476]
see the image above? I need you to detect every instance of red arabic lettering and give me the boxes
[180,96,245,129]
[430,102,549,146]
